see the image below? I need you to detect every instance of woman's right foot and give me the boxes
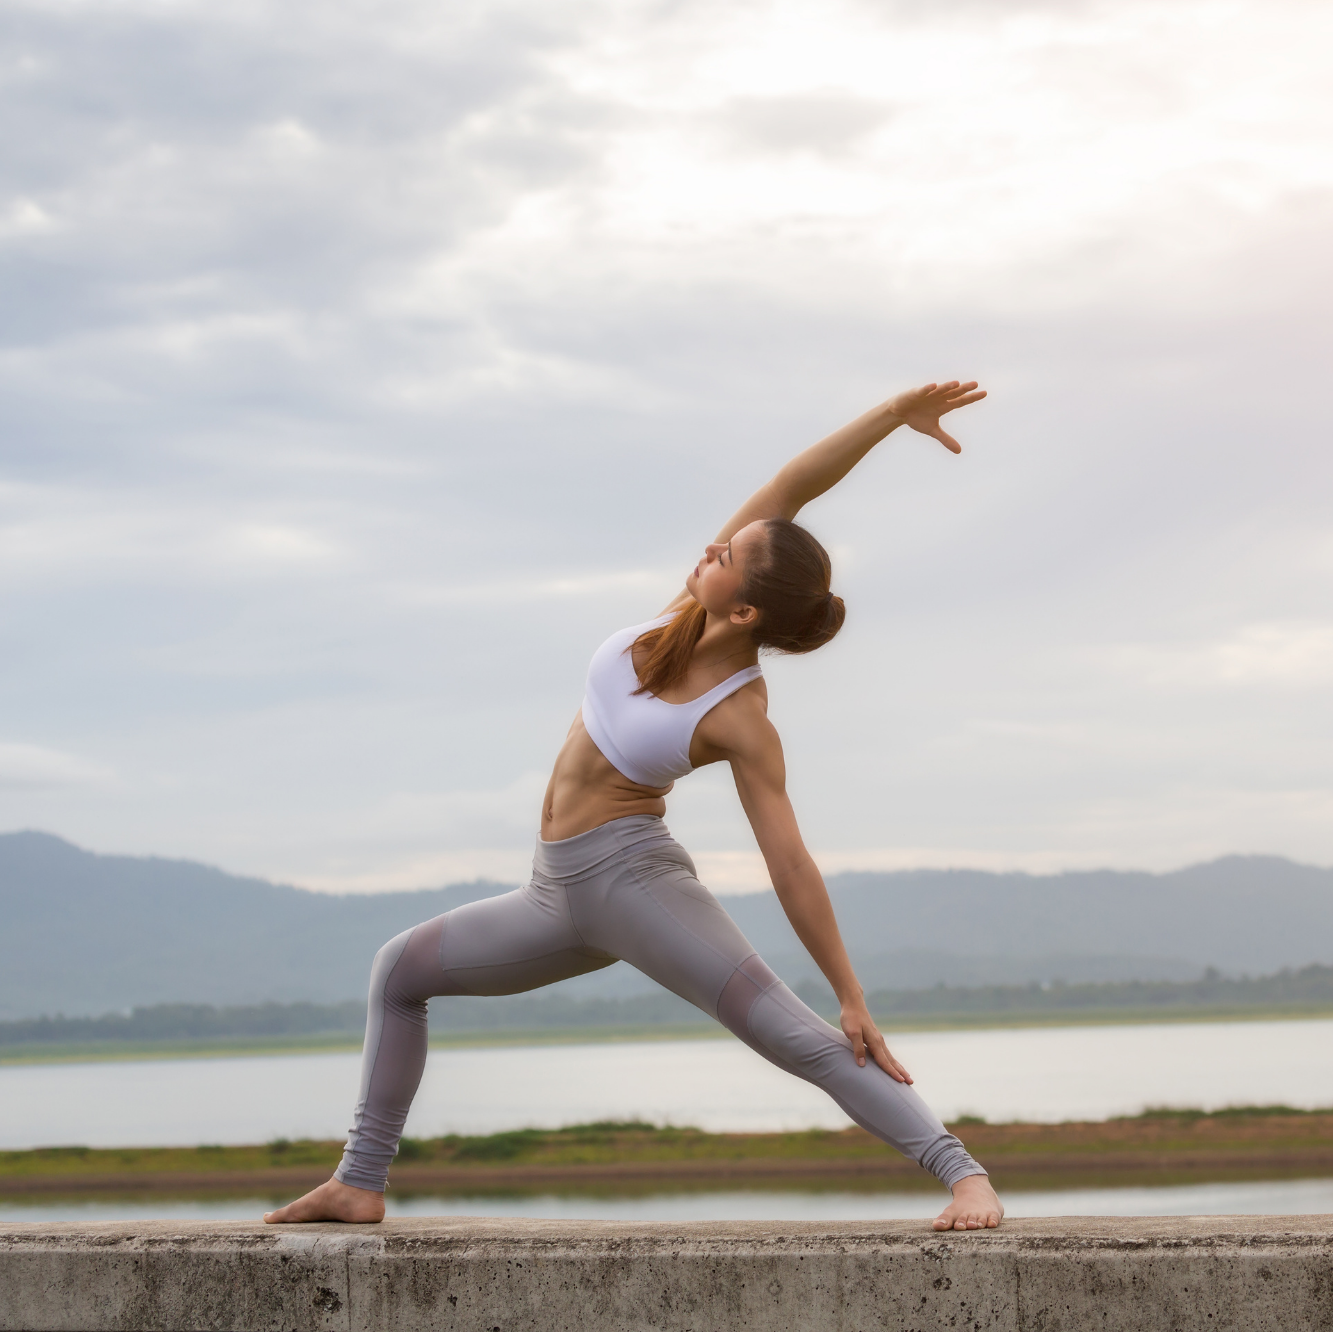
[263,1177,385,1224]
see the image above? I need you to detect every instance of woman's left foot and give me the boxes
[933,1174,1004,1230]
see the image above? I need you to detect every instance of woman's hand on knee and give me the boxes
[840,1003,913,1083]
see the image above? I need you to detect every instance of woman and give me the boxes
[266,380,1004,1231]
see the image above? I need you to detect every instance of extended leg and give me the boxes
[569,844,988,1191]
[265,883,614,1220]
[728,959,988,1188]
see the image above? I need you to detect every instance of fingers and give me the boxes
[871,1039,900,1081]
[911,380,983,406]
[845,1010,915,1082]
[932,426,962,454]
[925,380,985,412]
[865,1030,913,1083]
[883,1048,913,1084]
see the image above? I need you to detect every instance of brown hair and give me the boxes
[632,519,845,696]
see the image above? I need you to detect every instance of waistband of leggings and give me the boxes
[532,814,675,882]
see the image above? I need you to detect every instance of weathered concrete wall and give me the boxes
[2,1216,1331,1332]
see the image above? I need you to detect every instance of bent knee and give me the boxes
[372,928,414,970]
[368,927,420,998]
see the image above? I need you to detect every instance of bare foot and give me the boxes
[263,1177,385,1224]
[933,1174,1004,1231]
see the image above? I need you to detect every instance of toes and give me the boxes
[933,1201,1003,1233]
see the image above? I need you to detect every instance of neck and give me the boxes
[696,613,759,671]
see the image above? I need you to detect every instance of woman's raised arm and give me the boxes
[711,380,986,545]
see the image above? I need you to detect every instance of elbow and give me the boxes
[767,848,820,893]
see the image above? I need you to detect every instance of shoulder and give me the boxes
[694,677,778,761]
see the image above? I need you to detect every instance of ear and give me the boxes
[730,603,758,628]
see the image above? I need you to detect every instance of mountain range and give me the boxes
[2,831,1331,1020]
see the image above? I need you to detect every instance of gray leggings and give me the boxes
[335,815,985,1192]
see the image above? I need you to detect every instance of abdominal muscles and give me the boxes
[541,712,673,842]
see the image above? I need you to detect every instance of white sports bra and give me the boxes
[581,614,764,788]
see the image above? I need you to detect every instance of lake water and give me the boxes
[5,1178,1333,1225]
[3,1018,1331,1151]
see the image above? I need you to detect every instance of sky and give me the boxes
[2,0,1331,893]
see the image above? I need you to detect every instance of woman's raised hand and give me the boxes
[884,381,987,455]
[841,1001,914,1083]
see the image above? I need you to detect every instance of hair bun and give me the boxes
[745,518,847,655]
[818,592,846,645]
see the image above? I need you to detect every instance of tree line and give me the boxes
[3,964,1331,1046]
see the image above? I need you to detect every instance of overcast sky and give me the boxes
[2,0,1330,893]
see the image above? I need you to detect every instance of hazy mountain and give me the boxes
[2,831,1330,1020]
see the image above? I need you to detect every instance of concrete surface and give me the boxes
[2,1215,1331,1331]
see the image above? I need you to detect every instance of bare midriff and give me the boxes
[540,712,672,842]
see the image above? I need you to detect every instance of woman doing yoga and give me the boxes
[266,380,1004,1232]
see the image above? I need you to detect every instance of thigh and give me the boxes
[570,841,763,1017]
[437,882,617,996]
[580,852,860,1082]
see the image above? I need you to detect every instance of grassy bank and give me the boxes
[4,1108,1332,1199]
[0,1024,729,1066]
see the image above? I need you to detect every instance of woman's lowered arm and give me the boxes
[710,380,987,546]
[719,697,913,1082]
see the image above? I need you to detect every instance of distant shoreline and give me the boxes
[4,1007,1332,1067]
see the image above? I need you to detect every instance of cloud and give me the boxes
[0,744,115,791]
[0,0,1329,885]
[1112,623,1333,689]
[711,92,894,158]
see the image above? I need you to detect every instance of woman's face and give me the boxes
[686,521,765,623]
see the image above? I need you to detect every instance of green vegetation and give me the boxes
[1131,1103,1319,1122]
[4,1109,1331,1198]
[851,964,1333,1018]
[0,1024,730,1066]
[0,1122,872,1183]
[0,1001,369,1045]
[0,995,708,1053]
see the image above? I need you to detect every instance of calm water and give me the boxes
[5,1178,1333,1225]
[3,1018,1331,1151]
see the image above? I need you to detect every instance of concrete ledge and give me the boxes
[2,1216,1331,1331]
